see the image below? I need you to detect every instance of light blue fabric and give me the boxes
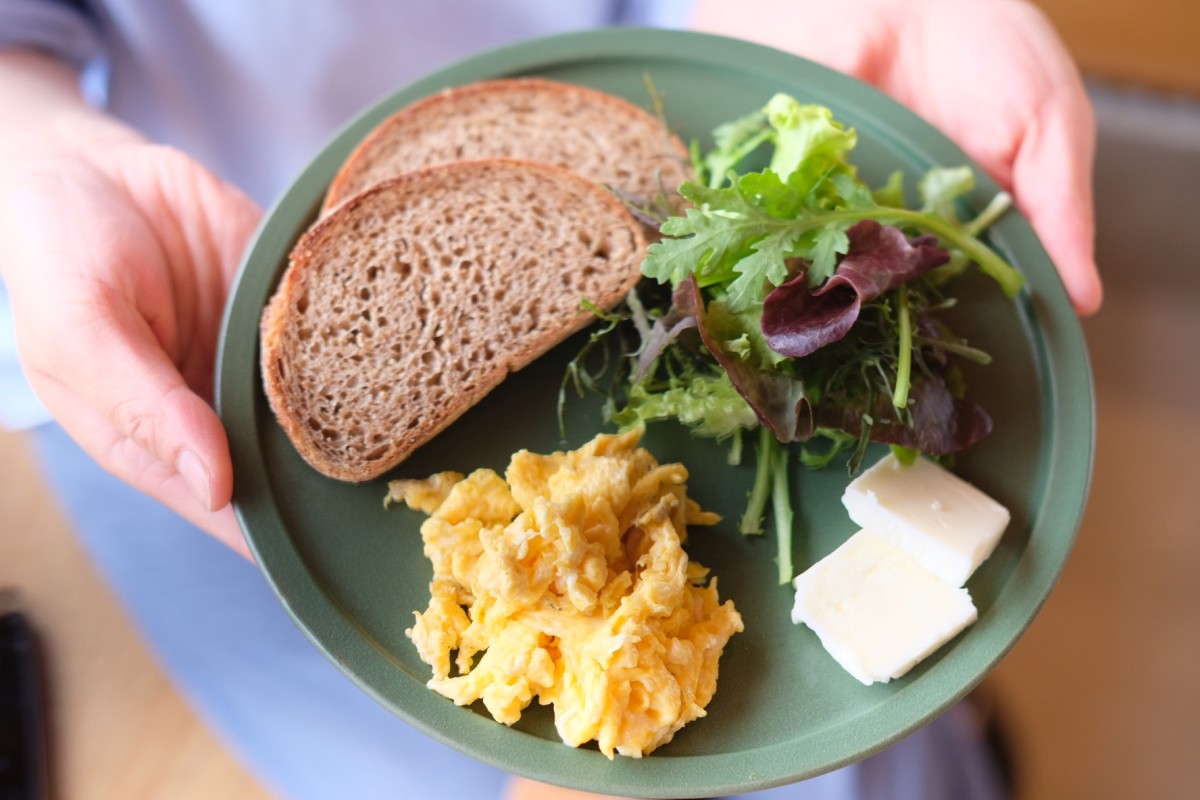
[5,3,1008,797]
[0,290,48,429]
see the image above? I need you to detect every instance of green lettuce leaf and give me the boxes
[612,372,758,439]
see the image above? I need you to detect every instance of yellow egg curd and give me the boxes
[386,429,743,758]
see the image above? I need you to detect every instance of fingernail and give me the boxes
[176,449,213,511]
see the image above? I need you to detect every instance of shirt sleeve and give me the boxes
[0,0,106,71]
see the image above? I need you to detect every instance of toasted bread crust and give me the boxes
[322,78,690,214]
[261,159,646,481]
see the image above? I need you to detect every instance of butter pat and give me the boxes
[791,530,978,685]
[841,453,1010,586]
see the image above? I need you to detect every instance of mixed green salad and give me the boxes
[564,93,1024,584]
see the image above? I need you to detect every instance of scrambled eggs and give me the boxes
[387,430,743,758]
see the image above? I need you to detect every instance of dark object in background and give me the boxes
[0,607,48,800]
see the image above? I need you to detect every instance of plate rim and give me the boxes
[215,26,1095,797]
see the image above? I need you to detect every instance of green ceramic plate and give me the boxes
[216,28,1093,798]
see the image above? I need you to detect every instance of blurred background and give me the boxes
[2,1,1198,798]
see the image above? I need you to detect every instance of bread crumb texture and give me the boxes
[324,78,690,212]
[262,159,646,481]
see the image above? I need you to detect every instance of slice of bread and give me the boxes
[322,78,690,214]
[261,159,647,482]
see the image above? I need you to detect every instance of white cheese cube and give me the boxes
[841,453,1010,586]
[791,530,978,685]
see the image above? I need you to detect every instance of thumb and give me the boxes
[1010,95,1103,316]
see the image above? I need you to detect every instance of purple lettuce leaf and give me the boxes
[680,278,813,442]
[761,220,950,358]
[815,369,993,455]
[633,282,700,382]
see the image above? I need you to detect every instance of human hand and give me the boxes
[691,0,1103,315]
[0,53,261,557]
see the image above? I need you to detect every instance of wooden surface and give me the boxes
[0,430,272,800]
[1032,0,1200,95]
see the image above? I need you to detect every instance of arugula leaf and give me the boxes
[736,170,805,219]
[646,96,870,307]
[724,225,808,311]
[919,165,975,221]
[873,170,907,208]
[703,108,771,189]
[645,181,799,296]
[644,106,1025,302]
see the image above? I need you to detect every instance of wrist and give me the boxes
[0,48,142,161]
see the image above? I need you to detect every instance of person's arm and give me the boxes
[690,0,1103,315]
[0,48,261,557]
